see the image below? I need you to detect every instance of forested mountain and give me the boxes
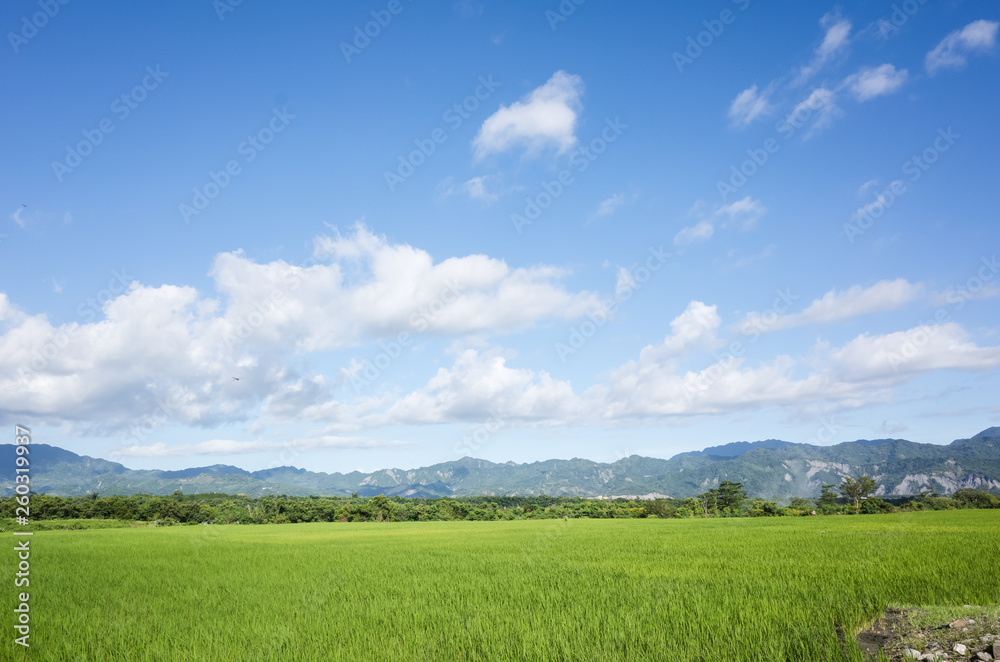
[4,428,999,499]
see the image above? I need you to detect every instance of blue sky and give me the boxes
[2,0,999,473]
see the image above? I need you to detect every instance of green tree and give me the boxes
[747,499,781,517]
[716,481,747,515]
[818,484,838,507]
[697,489,718,517]
[839,475,878,514]
[788,497,813,514]
[369,495,395,522]
[951,488,1000,509]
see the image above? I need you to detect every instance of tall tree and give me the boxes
[818,484,838,507]
[716,481,747,514]
[839,475,877,514]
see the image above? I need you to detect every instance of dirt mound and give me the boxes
[856,605,1000,661]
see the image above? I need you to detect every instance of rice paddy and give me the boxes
[3,510,998,661]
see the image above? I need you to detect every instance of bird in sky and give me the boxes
[232,377,239,381]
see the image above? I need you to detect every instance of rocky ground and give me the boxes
[856,606,1000,661]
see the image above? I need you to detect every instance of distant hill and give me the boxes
[674,439,799,458]
[3,429,999,499]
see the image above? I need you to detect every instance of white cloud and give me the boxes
[365,314,1000,424]
[463,175,499,202]
[0,224,603,431]
[435,176,457,199]
[852,181,903,220]
[674,197,764,245]
[473,70,583,159]
[831,322,1000,379]
[930,283,1000,306]
[614,267,635,299]
[636,301,721,363]
[797,14,852,83]
[673,220,714,245]
[926,20,999,74]
[846,64,908,101]
[729,245,776,270]
[738,279,923,333]
[593,193,625,218]
[376,347,580,426]
[858,179,879,195]
[784,88,840,137]
[717,196,765,230]
[10,207,26,228]
[728,85,772,128]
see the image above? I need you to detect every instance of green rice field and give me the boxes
[4,510,999,661]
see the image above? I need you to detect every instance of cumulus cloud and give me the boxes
[473,70,583,159]
[846,64,908,101]
[728,85,773,128]
[634,302,721,364]
[364,313,1000,424]
[0,224,602,432]
[738,279,923,333]
[925,20,999,74]
[376,347,581,426]
[830,322,1000,379]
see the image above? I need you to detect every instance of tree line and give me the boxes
[2,478,997,526]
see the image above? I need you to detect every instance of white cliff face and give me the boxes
[891,472,1000,495]
[805,461,851,480]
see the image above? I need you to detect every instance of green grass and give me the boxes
[3,510,998,661]
[0,517,145,532]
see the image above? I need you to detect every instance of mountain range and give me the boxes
[3,428,1000,499]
